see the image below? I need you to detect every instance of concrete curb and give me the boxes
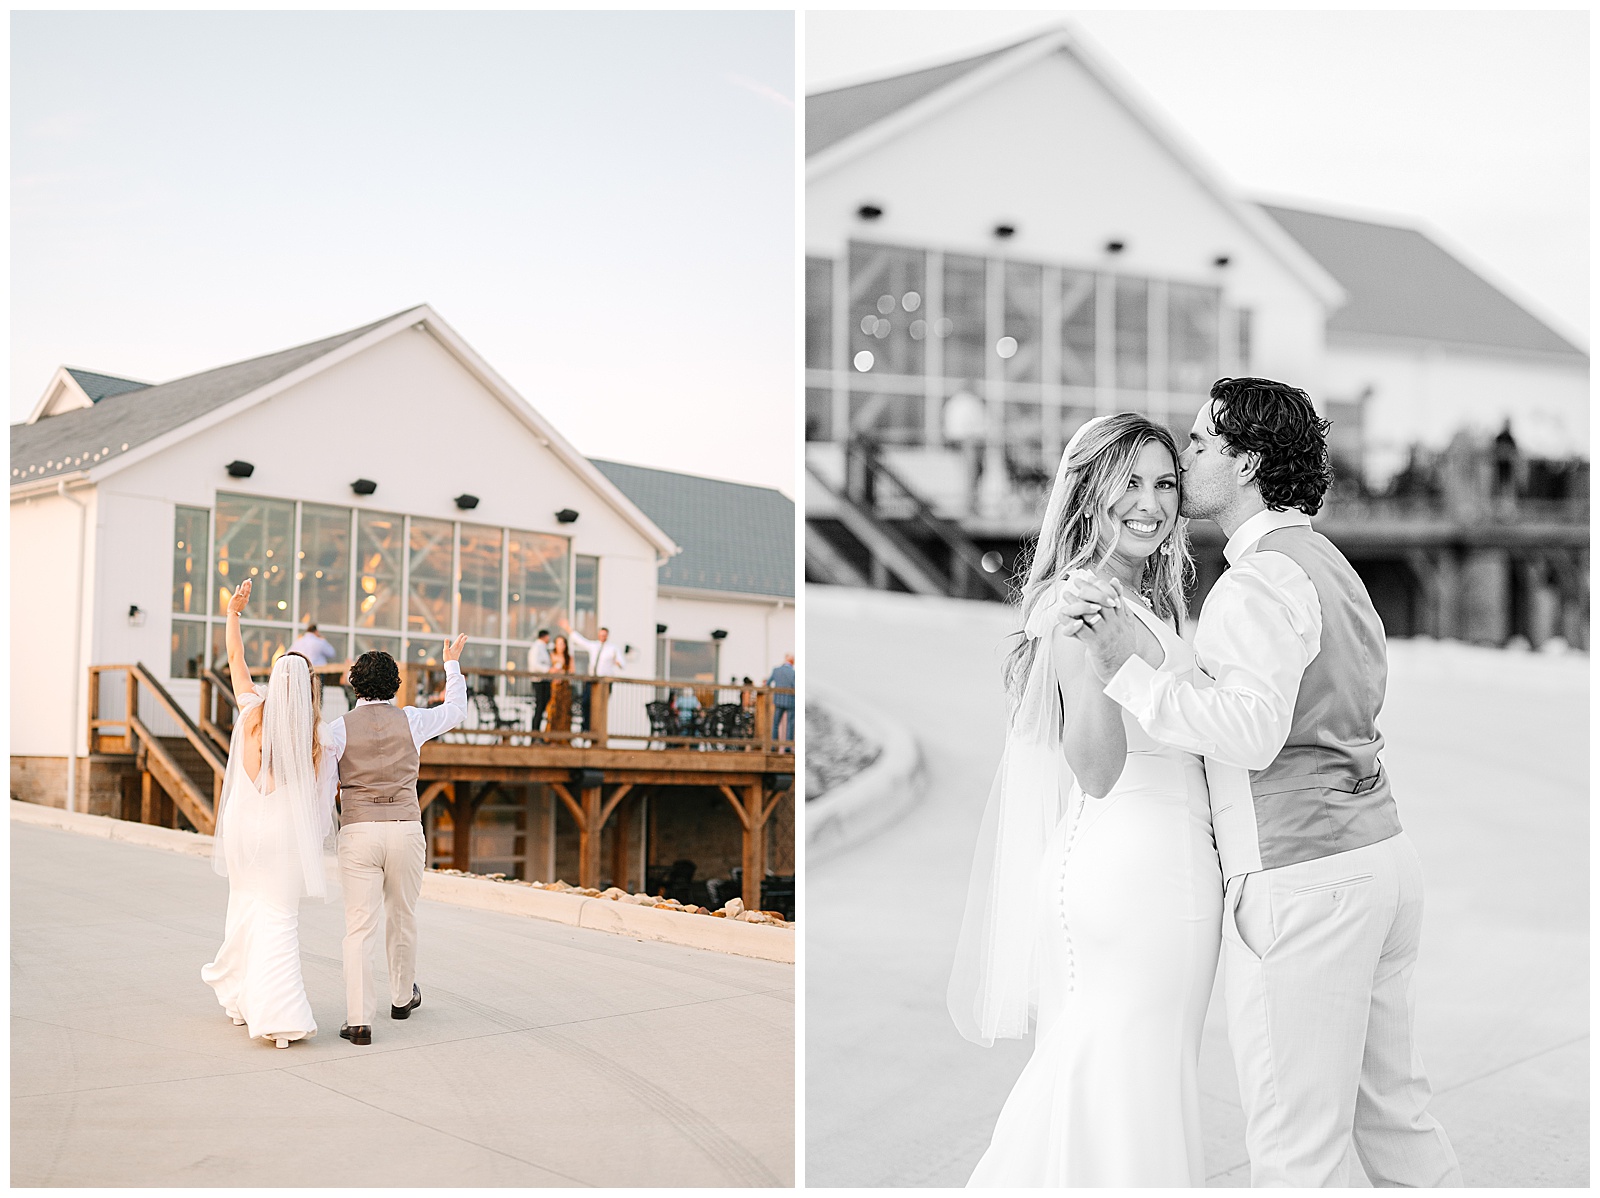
[804,683,923,862]
[9,801,793,964]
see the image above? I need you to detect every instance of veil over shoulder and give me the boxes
[212,688,341,902]
[947,579,1080,1046]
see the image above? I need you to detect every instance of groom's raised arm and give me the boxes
[406,634,470,748]
[1103,553,1320,770]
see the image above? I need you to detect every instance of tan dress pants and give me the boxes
[1225,831,1462,1187]
[337,820,425,1026]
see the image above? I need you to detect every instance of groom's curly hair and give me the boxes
[349,651,401,702]
[1209,377,1335,516]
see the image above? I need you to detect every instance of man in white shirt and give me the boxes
[288,622,340,667]
[1066,378,1460,1187]
[529,629,553,732]
[565,623,626,676]
[324,636,467,1045]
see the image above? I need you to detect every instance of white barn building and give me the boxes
[804,26,1587,516]
[10,305,792,840]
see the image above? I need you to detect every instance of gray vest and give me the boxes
[338,703,421,823]
[1248,525,1403,870]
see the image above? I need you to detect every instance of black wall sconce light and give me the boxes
[127,604,145,626]
[857,203,884,220]
[994,224,1016,239]
[656,623,668,635]
[225,460,254,478]
[710,629,728,641]
[1105,239,1126,254]
[351,479,377,496]
[555,508,579,524]
[454,493,479,510]
[1213,254,1231,268]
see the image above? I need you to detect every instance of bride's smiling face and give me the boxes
[1103,440,1180,566]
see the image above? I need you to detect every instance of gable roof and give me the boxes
[11,307,680,559]
[1259,204,1587,360]
[13,312,401,483]
[807,39,1027,157]
[64,368,150,403]
[590,459,794,600]
[805,26,1344,310]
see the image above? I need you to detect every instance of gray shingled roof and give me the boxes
[1260,205,1586,359]
[12,311,408,484]
[806,39,1028,158]
[64,368,150,403]
[590,459,794,599]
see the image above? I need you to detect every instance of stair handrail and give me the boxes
[131,662,229,780]
[847,439,1013,601]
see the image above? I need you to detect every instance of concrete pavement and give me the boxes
[12,821,794,1187]
[804,583,1587,1188]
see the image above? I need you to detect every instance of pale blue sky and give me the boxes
[807,10,1588,352]
[12,10,796,494]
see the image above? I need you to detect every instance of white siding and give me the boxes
[656,591,795,686]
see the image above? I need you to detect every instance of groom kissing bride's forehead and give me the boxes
[956,375,1461,1188]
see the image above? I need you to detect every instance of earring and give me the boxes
[1159,538,1173,557]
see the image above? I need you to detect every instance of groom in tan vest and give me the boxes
[324,635,468,1045]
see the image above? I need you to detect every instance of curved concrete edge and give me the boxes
[9,800,793,965]
[10,799,215,858]
[805,683,923,862]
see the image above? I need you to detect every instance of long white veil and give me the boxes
[946,417,1108,1046]
[212,655,340,901]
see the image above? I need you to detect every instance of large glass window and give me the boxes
[1114,276,1149,391]
[298,503,351,628]
[848,243,925,378]
[407,518,454,635]
[848,391,923,445]
[805,387,832,443]
[356,511,403,629]
[941,254,987,382]
[662,638,719,682]
[1002,262,1042,383]
[457,523,503,638]
[172,506,209,616]
[213,494,294,620]
[805,256,833,371]
[508,532,569,642]
[574,555,599,640]
[210,621,293,672]
[1059,270,1096,387]
[1168,284,1220,394]
[171,619,206,679]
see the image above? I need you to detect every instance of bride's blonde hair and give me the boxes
[1003,413,1193,710]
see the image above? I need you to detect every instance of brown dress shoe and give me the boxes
[339,1023,372,1045]
[391,984,421,1020]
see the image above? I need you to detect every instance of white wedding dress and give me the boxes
[968,602,1222,1187]
[201,695,320,1045]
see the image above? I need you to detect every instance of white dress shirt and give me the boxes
[567,630,627,676]
[530,639,553,673]
[323,660,468,763]
[1104,508,1322,773]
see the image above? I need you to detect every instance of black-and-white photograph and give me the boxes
[803,11,1586,1188]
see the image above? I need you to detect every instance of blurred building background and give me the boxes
[804,26,1587,649]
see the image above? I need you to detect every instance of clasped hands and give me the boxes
[1056,568,1139,682]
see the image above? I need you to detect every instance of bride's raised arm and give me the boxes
[1052,622,1128,798]
[222,580,260,701]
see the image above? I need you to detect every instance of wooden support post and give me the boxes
[590,682,610,749]
[87,668,102,755]
[579,782,603,890]
[126,669,139,751]
[610,792,632,892]
[755,690,773,751]
[140,771,154,826]
[742,782,767,911]
[451,783,472,872]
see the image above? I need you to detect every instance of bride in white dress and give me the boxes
[202,578,338,1048]
[949,413,1222,1186]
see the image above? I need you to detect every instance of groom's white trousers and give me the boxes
[338,820,426,1026]
[1224,831,1462,1187]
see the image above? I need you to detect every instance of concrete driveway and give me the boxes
[12,822,794,1187]
[804,583,1587,1187]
